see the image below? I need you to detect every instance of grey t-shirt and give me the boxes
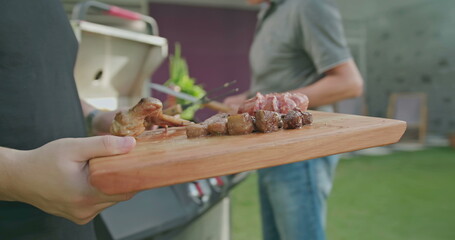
[249,0,351,98]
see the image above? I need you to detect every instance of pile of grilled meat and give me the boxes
[108,93,312,138]
[186,92,313,138]
[110,97,192,137]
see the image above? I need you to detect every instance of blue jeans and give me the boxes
[258,155,339,240]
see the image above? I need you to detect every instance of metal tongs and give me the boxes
[149,80,238,113]
[182,80,238,110]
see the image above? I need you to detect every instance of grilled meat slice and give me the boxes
[282,110,303,129]
[238,92,265,115]
[208,121,228,135]
[238,92,309,115]
[227,113,255,135]
[288,94,309,112]
[186,124,209,138]
[255,110,282,133]
[300,111,313,125]
[203,113,229,125]
[111,97,192,137]
[110,98,162,136]
[185,113,229,138]
[263,94,280,112]
[205,113,229,135]
[275,93,297,114]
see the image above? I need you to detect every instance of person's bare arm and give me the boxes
[80,99,97,118]
[290,59,363,108]
[223,60,363,111]
[80,100,120,135]
[0,147,18,201]
[0,135,136,224]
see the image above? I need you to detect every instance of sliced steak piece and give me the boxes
[282,110,303,129]
[185,113,229,138]
[207,121,228,135]
[275,93,297,114]
[300,111,313,125]
[203,113,230,125]
[238,92,265,115]
[227,113,255,135]
[205,113,229,135]
[186,124,209,138]
[255,110,282,133]
[288,93,309,111]
[263,95,280,112]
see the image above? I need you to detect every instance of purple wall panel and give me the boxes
[148,3,257,121]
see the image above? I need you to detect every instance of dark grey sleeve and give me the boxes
[299,0,352,74]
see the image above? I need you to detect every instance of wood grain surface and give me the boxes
[89,111,406,195]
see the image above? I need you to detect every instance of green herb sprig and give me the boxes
[164,43,206,120]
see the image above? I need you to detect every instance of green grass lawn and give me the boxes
[230,147,455,240]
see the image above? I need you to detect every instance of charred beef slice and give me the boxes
[186,124,208,138]
[227,113,255,135]
[300,111,313,125]
[203,113,229,125]
[205,113,229,135]
[255,110,282,133]
[207,121,228,135]
[282,110,303,129]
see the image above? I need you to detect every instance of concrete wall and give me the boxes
[340,0,455,135]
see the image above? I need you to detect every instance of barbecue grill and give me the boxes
[70,1,248,239]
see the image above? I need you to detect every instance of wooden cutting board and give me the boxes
[89,111,406,195]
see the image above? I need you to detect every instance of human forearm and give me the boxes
[0,147,24,201]
[1,136,136,224]
[290,60,364,108]
[80,99,97,118]
[291,74,362,108]
[80,99,119,135]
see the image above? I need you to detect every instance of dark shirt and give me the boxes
[0,0,95,239]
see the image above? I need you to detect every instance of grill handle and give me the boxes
[71,1,159,35]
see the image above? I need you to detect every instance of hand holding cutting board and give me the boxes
[0,135,136,224]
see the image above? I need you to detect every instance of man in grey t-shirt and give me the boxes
[224,0,363,239]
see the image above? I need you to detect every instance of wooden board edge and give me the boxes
[90,120,406,195]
